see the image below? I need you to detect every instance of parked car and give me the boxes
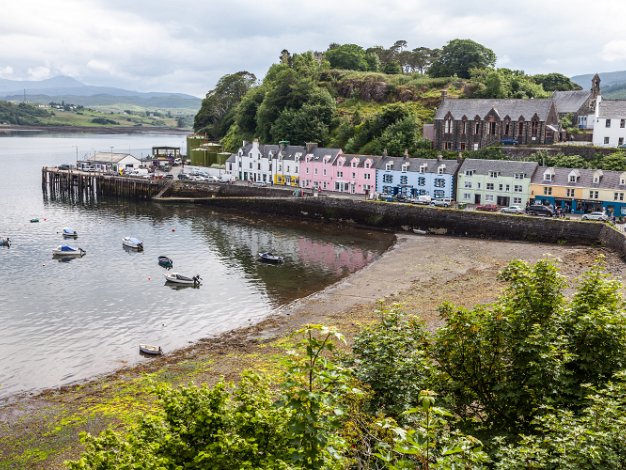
[501,138,518,146]
[164,174,174,179]
[411,195,432,205]
[526,204,555,217]
[476,204,499,212]
[581,211,608,221]
[500,205,525,214]
[178,173,190,180]
[430,198,452,207]
[58,163,71,170]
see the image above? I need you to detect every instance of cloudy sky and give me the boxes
[2,0,626,97]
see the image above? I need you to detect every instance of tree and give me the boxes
[325,44,370,71]
[599,151,626,171]
[428,39,496,79]
[193,71,257,138]
[533,72,582,92]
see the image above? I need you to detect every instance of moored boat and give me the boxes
[164,272,201,286]
[122,236,143,251]
[139,344,163,356]
[0,237,10,247]
[258,252,284,264]
[52,245,86,257]
[158,255,173,269]
[62,227,78,238]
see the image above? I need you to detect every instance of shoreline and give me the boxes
[1,234,624,468]
[0,124,190,135]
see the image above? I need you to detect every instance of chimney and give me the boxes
[403,149,409,158]
[441,90,447,99]
[437,154,443,162]
[457,152,463,163]
[278,140,289,152]
[383,148,388,157]
[306,142,318,154]
[242,140,248,147]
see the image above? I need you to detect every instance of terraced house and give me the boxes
[531,166,626,216]
[376,155,459,199]
[456,159,537,207]
[331,154,379,195]
[299,145,343,192]
[232,140,306,185]
[433,96,560,150]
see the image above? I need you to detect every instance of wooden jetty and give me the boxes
[42,167,170,202]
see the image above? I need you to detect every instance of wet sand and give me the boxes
[0,234,622,468]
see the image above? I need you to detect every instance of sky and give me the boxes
[2,0,626,97]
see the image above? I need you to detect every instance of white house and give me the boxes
[81,152,142,173]
[232,139,306,184]
[592,98,626,147]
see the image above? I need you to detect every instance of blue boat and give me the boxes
[62,227,78,238]
[122,236,143,251]
[52,244,86,257]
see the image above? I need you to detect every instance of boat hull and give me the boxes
[164,272,201,286]
[139,344,162,356]
[122,237,143,251]
[258,252,284,264]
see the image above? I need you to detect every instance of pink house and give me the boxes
[333,154,381,195]
[299,146,342,192]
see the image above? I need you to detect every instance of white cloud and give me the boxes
[601,41,626,62]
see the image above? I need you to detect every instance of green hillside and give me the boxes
[193,40,578,155]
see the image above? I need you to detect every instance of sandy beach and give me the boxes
[1,233,623,468]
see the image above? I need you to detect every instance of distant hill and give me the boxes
[0,76,201,110]
[571,71,626,99]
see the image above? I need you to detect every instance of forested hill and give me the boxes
[193,39,580,155]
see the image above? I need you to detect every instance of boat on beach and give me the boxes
[52,245,86,257]
[164,272,201,286]
[62,227,78,238]
[158,255,173,269]
[122,236,143,251]
[139,344,163,356]
[258,252,284,264]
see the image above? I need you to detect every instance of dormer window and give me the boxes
[402,163,409,173]
[544,173,554,182]
[444,118,453,134]
[593,170,604,184]
[514,173,526,179]
[488,171,499,178]
[385,163,393,171]
[351,159,358,168]
[464,169,475,176]
[438,164,446,174]
[420,164,427,173]
[620,172,626,185]
[365,160,371,169]
[569,175,577,183]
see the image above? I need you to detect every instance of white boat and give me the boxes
[62,227,78,238]
[258,252,284,264]
[52,244,86,257]
[0,237,9,247]
[122,236,143,251]
[139,344,162,356]
[164,272,201,286]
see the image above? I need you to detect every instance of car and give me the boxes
[164,174,174,179]
[581,211,609,221]
[178,173,190,180]
[253,181,268,187]
[430,198,452,207]
[500,138,518,146]
[58,163,71,170]
[526,204,555,217]
[476,204,499,212]
[411,195,432,205]
[500,205,525,214]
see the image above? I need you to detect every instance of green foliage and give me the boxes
[194,71,257,137]
[90,117,119,125]
[598,151,626,171]
[0,100,52,125]
[325,44,371,71]
[469,68,549,99]
[428,39,497,79]
[532,73,581,92]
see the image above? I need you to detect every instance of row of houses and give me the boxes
[225,140,626,216]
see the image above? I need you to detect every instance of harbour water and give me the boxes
[0,131,395,402]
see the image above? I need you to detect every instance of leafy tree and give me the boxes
[470,68,548,99]
[325,44,370,71]
[429,39,496,79]
[193,71,257,138]
[598,151,626,171]
[533,72,581,92]
[235,86,265,135]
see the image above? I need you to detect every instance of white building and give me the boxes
[232,140,306,184]
[592,98,626,147]
[81,152,142,172]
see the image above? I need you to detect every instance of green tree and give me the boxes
[599,151,626,171]
[532,72,581,92]
[193,71,257,138]
[429,39,496,79]
[325,43,370,71]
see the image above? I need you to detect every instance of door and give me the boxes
[474,194,481,204]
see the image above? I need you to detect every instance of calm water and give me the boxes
[0,132,394,402]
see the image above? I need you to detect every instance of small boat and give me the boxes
[52,245,86,257]
[30,218,39,223]
[139,344,163,356]
[158,255,173,269]
[122,236,143,251]
[62,227,78,238]
[164,272,201,286]
[0,237,10,247]
[258,252,284,264]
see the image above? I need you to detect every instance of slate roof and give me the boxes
[375,156,461,175]
[307,147,342,161]
[597,100,626,118]
[338,154,382,168]
[434,98,555,121]
[552,90,591,114]
[458,159,538,177]
[88,152,136,164]
[226,154,236,164]
[531,166,626,189]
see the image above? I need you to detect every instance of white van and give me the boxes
[130,168,150,178]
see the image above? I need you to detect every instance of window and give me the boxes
[314,168,318,175]
[606,119,612,128]
[514,185,523,192]
[505,121,511,135]
[363,184,371,191]
[463,192,472,200]
[434,190,445,198]
[351,160,357,168]
[620,138,624,146]
[352,172,356,179]
[434,178,445,187]
[383,174,393,183]
[518,121,524,136]
[444,118,452,133]
[590,190,599,199]
[437,165,446,174]
[461,120,467,135]
[337,171,343,178]
[505,184,510,192]
[306,167,310,174]
[531,120,539,137]
[464,181,472,189]
[323,168,326,176]
[464,170,475,176]
[489,121,496,135]
[418,177,426,186]
[615,192,625,201]
[485,194,494,202]
[605,137,610,145]
[621,119,625,128]
[249,162,253,169]
[486,183,494,190]
[474,121,480,134]
[488,171,499,178]
[364,173,371,180]
[444,142,453,150]
[400,175,408,185]
[323,182,327,189]
[365,161,371,169]
[569,175,577,183]
[386,163,393,171]
[499,184,503,191]
[419,164,427,173]
[566,188,575,197]
[402,164,409,173]
[514,173,526,179]
[513,197,522,204]
[544,187,552,195]
[544,173,554,182]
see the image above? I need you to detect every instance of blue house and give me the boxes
[375,155,460,199]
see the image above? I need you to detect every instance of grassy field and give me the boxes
[40,108,187,128]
